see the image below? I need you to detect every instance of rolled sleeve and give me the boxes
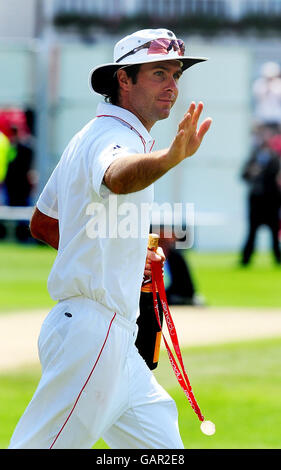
[36,164,59,219]
[92,141,138,198]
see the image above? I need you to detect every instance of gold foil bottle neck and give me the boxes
[148,233,159,250]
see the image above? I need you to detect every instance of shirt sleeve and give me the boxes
[91,140,139,198]
[36,163,60,219]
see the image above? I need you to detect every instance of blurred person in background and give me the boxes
[240,127,281,265]
[252,61,281,126]
[0,130,15,239]
[267,129,281,241]
[159,230,205,306]
[0,130,13,186]
[4,124,34,207]
[3,110,37,242]
[240,61,281,265]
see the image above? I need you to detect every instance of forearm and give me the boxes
[30,207,59,250]
[104,102,212,195]
[35,227,59,250]
[104,148,172,194]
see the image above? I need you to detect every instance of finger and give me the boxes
[144,266,164,277]
[156,246,166,262]
[171,129,190,158]
[186,101,196,117]
[192,102,204,126]
[178,102,196,131]
[178,113,191,132]
[168,128,188,163]
[197,118,212,142]
[181,102,202,134]
[146,250,162,262]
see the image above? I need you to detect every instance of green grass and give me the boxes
[1,244,280,449]
[186,250,281,308]
[0,242,56,312]
[0,242,280,312]
[154,338,281,449]
[1,337,281,449]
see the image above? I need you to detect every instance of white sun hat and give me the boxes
[89,28,208,96]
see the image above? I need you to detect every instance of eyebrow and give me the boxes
[152,65,183,75]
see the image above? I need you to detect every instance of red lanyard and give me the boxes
[151,260,209,427]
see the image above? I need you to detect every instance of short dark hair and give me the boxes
[104,64,141,105]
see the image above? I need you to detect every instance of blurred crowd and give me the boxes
[0,107,38,241]
[240,61,281,265]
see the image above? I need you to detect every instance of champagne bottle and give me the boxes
[135,233,164,370]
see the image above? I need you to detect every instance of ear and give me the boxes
[117,69,132,92]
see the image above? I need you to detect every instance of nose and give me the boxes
[165,76,178,93]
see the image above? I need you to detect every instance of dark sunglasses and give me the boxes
[116,38,185,63]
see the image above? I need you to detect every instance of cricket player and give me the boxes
[9,28,211,449]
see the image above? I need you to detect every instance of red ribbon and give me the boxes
[151,260,204,423]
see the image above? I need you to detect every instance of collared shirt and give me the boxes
[37,102,155,322]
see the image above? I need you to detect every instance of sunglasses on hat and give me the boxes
[116,38,186,64]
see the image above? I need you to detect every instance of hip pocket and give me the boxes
[37,304,68,370]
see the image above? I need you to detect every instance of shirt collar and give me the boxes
[96,102,154,150]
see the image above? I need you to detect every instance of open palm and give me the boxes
[167,102,212,166]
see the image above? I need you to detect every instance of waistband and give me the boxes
[59,295,137,334]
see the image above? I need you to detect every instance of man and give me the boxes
[241,135,281,265]
[9,29,211,449]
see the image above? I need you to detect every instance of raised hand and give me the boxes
[167,102,212,167]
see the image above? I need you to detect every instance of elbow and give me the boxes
[110,181,126,194]
[29,209,44,241]
[103,172,126,195]
[29,217,41,241]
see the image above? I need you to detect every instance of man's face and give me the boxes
[121,60,183,131]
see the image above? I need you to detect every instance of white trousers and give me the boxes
[9,296,184,449]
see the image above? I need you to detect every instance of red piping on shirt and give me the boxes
[49,312,116,449]
[149,140,155,152]
[97,114,151,153]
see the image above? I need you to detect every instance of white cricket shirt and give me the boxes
[37,102,155,322]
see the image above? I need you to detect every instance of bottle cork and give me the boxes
[148,233,159,251]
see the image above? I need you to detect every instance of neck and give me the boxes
[117,99,155,132]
